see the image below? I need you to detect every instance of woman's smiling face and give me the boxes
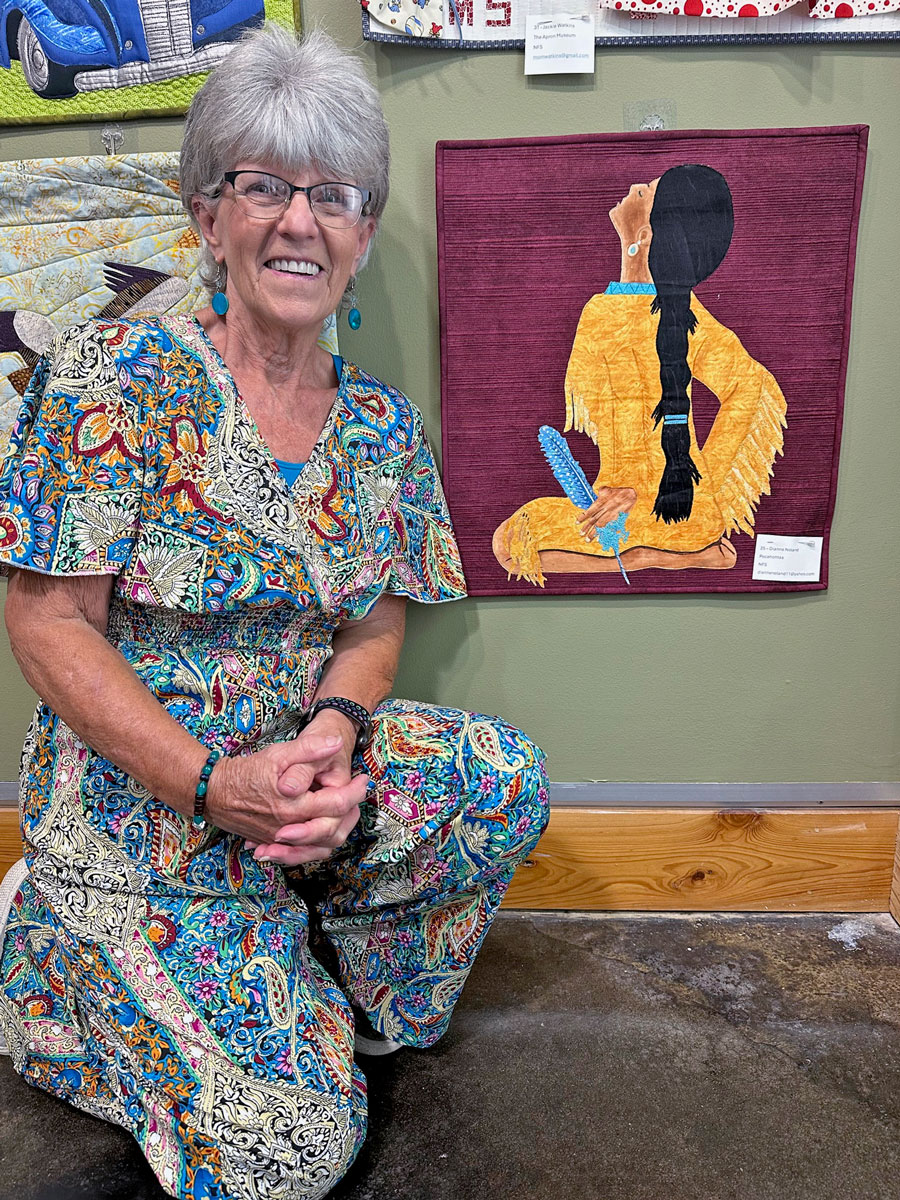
[194,161,376,338]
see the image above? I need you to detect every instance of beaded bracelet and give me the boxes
[193,749,221,827]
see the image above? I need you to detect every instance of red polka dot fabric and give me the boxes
[601,0,897,15]
[809,0,898,14]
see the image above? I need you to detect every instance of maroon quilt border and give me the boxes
[436,125,868,597]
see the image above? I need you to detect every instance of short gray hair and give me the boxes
[180,24,390,291]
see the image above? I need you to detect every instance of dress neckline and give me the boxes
[163,313,347,495]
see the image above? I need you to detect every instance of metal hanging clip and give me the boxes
[101,123,125,155]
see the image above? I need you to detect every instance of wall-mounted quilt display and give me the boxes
[437,126,867,596]
[0,152,337,459]
[362,0,900,46]
[0,0,296,125]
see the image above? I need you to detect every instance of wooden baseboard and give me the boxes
[1,806,21,883]
[891,822,900,924]
[4,806,900,915]
[502,807,900,912]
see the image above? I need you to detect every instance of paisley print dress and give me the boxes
[0,316,549,1200]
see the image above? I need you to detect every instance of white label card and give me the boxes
[752,535,824,583]
[524,14,595,75]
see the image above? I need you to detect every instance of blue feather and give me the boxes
[537,425,631,585]
[538,426,595,509]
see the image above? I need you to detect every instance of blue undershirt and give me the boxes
[274,355,343,488]
[274,459,306,487]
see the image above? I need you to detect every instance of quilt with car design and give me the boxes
[0,0,295,126]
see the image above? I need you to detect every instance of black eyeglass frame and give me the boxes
[221,171,373,226]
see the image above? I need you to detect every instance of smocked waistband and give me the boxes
[106,599,336,654]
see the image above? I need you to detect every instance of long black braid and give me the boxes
[647,165,734,524]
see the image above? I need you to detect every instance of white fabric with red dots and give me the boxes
[600,0,897,16]
[808,0,898,15]
[362,0,899,31]
[603,0,799,16]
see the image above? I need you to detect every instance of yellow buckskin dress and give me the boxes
[499,283,787,585]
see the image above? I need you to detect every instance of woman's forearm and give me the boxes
[313,594,406,716]
[5,576,206,816]
[5,578,406,820]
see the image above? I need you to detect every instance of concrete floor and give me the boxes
[1,910,899,1200]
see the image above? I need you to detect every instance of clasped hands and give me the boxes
[205,712,367,867]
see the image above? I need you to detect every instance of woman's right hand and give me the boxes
[579,486,637,539]
[205,732,367,864]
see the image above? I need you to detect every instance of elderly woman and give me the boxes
[0,25,548,1200]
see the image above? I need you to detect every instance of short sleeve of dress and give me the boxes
[386,406,467,603]
[0,322,143,577]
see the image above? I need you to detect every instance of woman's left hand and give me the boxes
[248,708,364,866]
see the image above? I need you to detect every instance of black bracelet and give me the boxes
[193,749,221,827]
[305,697,373,753]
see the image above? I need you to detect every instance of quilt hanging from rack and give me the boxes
[362,0,900,46]
[0,152,337,459]
[0,0,295,126]
[436,125,867,596]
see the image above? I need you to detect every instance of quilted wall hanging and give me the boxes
[0,151,337,458]
[0,0,296,126]
[362,0,900,46]
[437,126,867,596]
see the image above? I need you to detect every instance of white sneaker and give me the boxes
[352,1007,403,1057]
[0,858,28,1057]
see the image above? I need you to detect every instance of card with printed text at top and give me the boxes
[524,14,595,73]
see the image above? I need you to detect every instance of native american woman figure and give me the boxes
[493,164,787,585]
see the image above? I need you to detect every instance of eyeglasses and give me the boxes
[222,171,372,229]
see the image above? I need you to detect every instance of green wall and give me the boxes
[1,1,898,784]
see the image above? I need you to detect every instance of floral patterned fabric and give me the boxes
[363,0,446,37]
[0,316,550,1199]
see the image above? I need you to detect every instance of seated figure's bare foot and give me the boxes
[539,537,738,573]
[492,519,737,577]
[492,520,516,574]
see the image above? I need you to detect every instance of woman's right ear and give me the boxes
[192,197,219,249]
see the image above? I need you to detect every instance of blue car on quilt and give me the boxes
[0,0,263,99]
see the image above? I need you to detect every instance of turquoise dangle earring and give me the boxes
[346,276,361,330]
[211,263,229,316]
